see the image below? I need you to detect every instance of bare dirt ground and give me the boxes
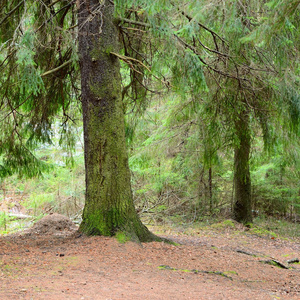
[0,214,299,300]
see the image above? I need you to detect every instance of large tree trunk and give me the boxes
[78,0,157,242]
[233,112,253,224]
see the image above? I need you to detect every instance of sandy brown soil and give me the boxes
[0,214,299,300]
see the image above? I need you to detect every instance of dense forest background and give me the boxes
[0,0,299,234]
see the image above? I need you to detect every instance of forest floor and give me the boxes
[0,213,299,300]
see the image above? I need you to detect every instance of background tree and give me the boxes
[116,0,299,223]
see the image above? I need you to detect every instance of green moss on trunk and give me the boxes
[77,0,159,242]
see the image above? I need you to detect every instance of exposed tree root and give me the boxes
[158,265,234,280]
[259,259,289,269]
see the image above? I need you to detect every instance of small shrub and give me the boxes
[0,211,8,231]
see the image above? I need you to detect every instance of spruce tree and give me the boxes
[0,0,158,241]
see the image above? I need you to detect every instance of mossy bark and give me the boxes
[77,0,158,242]
[233,111,253,224]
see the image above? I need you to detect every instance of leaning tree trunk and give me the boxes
[78,0,157,242]
[233,112,253,224]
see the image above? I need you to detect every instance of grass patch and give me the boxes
[148,216,299,242]
[210,219,236,230]
[253,216,300,239]
[250,226,277,238]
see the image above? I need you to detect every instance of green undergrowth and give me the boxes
[148,216,300,241]
[253,216,300,239]
[0,211,30,235]
[0,150,85,235]
[21,157,85,217]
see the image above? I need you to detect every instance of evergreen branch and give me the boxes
[110,52,170,87]
[195,36,229,58]
[175,35,250,83]
[121,19,250,83]
[174,35,208,66]
[111,52,151,73]
[111,52,144,76]
[121,18,151,28]
[0,1,24,26]
[35,1,75,33]
[121,17,230,70]
[170,1,228,44]
[48,0,64,8]
[0,50,16,71]
[123,18,263,85]
[123,27,146,33]
[1,93,32,122]
[254,47,277,74]
[68,23,79,30]
[41,59,72,77]
[122,18,229,58]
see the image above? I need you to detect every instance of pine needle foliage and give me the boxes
[0,0,80,178]
[122,0,299,222]
[1,0,299,225]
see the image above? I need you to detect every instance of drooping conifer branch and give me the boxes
[169,1,228,44]
[110,52,170,87]
[0,1,24,26]
[35,0,75,33]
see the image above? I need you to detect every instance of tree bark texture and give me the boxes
[233,112,253,224]
[208,167,213,214]
[78,0,156,241]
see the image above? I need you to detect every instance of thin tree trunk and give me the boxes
[233,112,253,224]
[208,167,213,214]
[78,0,157,242]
